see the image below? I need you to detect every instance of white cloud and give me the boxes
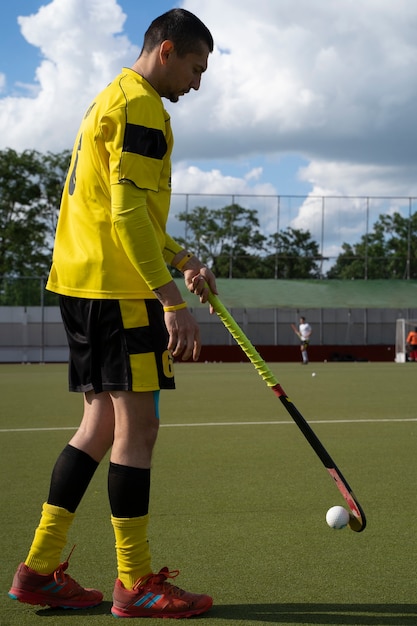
[299,161,417,198]
[172,164,276,196]
[0,0,416,257]
[175,0,417,175]
[2,0,416,180]
[245,168,263,182]
[0,0,138,152]
[168,164,280,241]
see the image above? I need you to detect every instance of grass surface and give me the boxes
[1,361,417,625]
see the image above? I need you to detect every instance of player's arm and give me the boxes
[111,181,206,360]
[111,181,174,290]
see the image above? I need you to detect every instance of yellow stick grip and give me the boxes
[208,291,278,387]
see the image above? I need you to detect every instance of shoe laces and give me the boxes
[134,568,184,597]
[53,545,81,589]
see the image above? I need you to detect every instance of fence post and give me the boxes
[40,277,45,363]
[364,198,369,280]
[406,197,412,280]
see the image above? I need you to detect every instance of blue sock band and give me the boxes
[153,390,160,419]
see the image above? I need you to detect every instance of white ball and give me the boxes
[326,506,350,529]
[312,372,316,377]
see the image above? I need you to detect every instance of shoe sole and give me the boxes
[111,600,212,619]
[9,589,103,610]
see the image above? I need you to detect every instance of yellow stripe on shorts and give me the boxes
[119,299,175,392]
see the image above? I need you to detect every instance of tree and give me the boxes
[0,148,70,304]
[174,205,219,264]
[176,203,267,277]
[263,227,323,279]
[0,148,47,277]
[328,211,417,279]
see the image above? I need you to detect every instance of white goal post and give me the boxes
[395,318,417,363]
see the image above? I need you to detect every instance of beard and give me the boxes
[166,92,180,103]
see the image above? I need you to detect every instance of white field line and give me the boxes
[0,417,416,433]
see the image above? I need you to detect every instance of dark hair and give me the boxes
[141,8,213,57]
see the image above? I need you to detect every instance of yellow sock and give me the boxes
[111,514,152,589]
[25,502,75,574]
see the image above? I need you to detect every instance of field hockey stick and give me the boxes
[291,323,301,338]
[208,291,366,532]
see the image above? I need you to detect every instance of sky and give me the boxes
[1,0,417,260]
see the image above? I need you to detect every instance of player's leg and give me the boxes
[109,300,212,618]
[109,388,213,619]
[9,297,116,609]
[108,390,158,590]
[25,408,111,571]
[8,392,113,609]
[301,340,309,364]
[107,300,165,592]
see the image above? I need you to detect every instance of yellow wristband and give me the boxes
[163,302,187,313]
[175,253,194,272]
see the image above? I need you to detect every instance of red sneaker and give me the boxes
[111,567,213,618]
[9,558,103,609]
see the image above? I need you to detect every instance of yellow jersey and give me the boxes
[47,68,182,299]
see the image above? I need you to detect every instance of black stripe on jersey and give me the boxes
[123,123,167,160]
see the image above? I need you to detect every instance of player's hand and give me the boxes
[184,265,217,307]
[164,307,201,361]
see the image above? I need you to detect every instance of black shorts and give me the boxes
[59,296,175,393]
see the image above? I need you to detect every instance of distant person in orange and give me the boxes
[406,327,417,361]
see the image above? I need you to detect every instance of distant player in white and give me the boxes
[298,316,312,364]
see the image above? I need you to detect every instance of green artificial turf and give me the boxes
[1,362,417,625]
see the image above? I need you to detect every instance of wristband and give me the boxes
[163,302,187,312]
[175,253,194,272]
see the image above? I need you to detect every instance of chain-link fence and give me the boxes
[1,193,417,307]
[0,277,58,306]
[169,193,416,278]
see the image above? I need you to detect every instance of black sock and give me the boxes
[47,444,99,513]
[108,462,150,518]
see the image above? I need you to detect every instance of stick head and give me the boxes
[327,469,366,532]
[348,513,366,532]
